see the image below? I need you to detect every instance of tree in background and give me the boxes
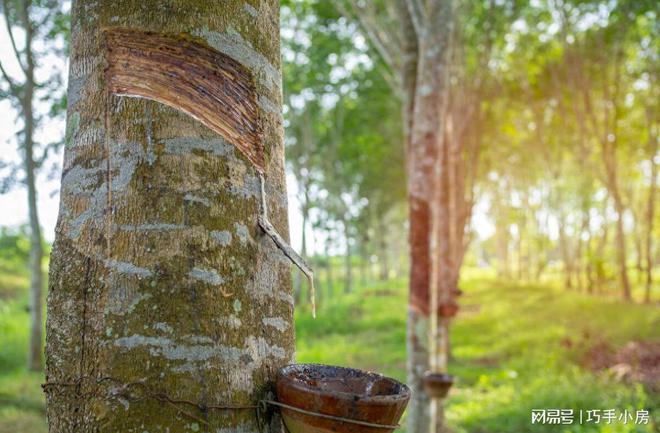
[0,0,67,371]
[282,1,406,298]
[476,0,657,302]
[333,1,518,430]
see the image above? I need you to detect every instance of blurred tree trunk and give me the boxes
[634,225,644,284]
[577,26,631,300]
[336,1,455,430]
[406,1,454,431]
[645,168,656,303]
[325,246,334,297]
[45,1,294,432]
[644,107,657,303]
[517,224,524,281]
[558,209,574,290]
[359,248,367,286]
[0,0,44,372]
[610,189,632,300]
[378,214,390,280]
[595,199,610,292]
[343,220,353,293]
[496,206,510,279]
[575,191,591,292]
[22,0,43,373]
[584,220,595,294]
[397,0,431,428]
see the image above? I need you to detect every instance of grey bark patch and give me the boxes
[243,3,259,18]
[278,291,295,306]
[144,105,157,165]
[126,292,152,314]
[113,335,231,361]
[262,317,288,332]
[229,173,259,199]
[61,165,104,195]
[120,223,187,232]
[67,77,85,109]
[210,230,232,246]
[104,259,153,278]
[65,137,148,239]
[258,95,280,114]
[153,322,173,334]
[183,193,211,207]
[188,267,225,285]
[234,223,250,244]
[113,334,286,392]
[216,315,242,329]
[162,137,232,156]
[105,286,152,316]
[65,113,81,146]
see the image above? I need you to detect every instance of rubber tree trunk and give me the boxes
[398,1,430,429]
[21,0,43,372]
[645,142,657,303]
[344,222,353,293]
[325,245,334,298]
[431,134,453,433]
[45,1,294,432]
[405,0,453,431]
[378,215,389,280]
[26,102,43,373]
[612,193,632,300]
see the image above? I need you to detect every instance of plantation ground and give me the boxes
[0,263,658,432]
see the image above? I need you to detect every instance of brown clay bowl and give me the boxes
[276,364,410,433]
[422,372,454,399]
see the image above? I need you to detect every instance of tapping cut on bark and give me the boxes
[103,27,265,172]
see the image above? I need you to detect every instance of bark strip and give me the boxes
[104,27,265,172]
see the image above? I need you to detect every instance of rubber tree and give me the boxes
[0,0,44,372]
[45,1,294,432]
[334,1,453,431]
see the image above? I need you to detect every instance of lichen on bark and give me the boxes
[45,1,292,432]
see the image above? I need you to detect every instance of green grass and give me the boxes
[296,270,659,433]
[0,262,657,432]
[0,264,47,433]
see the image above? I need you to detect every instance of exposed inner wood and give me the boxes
[103,27,265,172]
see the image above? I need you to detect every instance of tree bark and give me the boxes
[325,245,334,298]
[378,215,390,280]
[644,128,657,303]
[405,0,453,431]
[344,221,353,293]
[612,192,632,300]
[396,0,430,430]
[45,1,293,432]
[18,0,44,372]
[558,209,574,290]
[431,121,453,433]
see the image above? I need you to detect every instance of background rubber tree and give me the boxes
[0,0,67,371]
[281,0,406,300]
[330,2,453,429]
[45,1,294,432]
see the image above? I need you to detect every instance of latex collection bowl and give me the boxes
[275,364,410,433]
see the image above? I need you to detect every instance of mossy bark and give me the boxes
[45,1,293,432]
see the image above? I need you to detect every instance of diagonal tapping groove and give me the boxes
[103,27,265,172]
